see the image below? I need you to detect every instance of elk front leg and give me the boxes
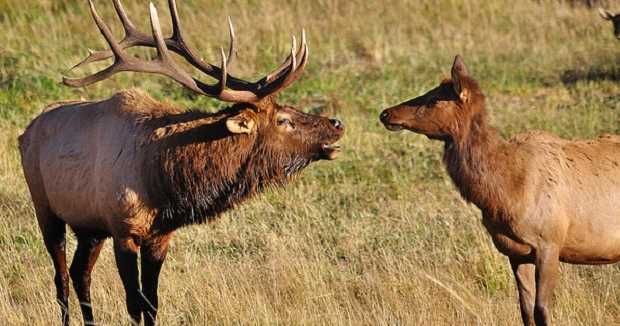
[140,233,173,326]
[509,257,536,326]
[114,239,142,324]
[534,245,560,326]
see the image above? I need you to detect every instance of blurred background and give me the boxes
[0,0,618,324]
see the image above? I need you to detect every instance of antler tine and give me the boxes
[71,0,150,70]
[113,0,137,35]
[254,30,308,98]
[219,47,228,94]
[64,2,205,95]
[227,16,237,68]
[145,3,205,94]
[63,0,129,87]
[262,29,308,85]
[149,3,259,102]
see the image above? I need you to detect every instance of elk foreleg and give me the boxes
[114,239,142,324]
[140,233,173,326]
[510,257,536,326]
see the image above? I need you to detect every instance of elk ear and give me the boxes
[226,110,257,134]
[451,55,470,103]
[599,8,614,20]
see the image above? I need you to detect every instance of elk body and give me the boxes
[19,1,343,325]
[600,8,620,39]
[380,56,620,326]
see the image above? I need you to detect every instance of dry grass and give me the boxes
[1,0,619,325]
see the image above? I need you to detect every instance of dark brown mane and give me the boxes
[143,108,312,231]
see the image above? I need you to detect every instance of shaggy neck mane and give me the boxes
[143,108,311,231]
[442,94,508,215]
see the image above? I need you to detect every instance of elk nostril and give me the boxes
[380,111,389,122]
[330,118,343,130]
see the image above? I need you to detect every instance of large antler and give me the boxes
[63,0,309,103]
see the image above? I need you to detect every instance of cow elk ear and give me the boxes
[451,55,470,103]
[226,110,257,134]
[599,8,614,20]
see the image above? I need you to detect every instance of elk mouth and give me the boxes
[383,123,404,132]
[320,143,342,160]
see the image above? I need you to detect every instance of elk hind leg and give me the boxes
[38,210,70,326]
[69,231,106,325]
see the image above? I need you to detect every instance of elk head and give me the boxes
[600,8,620,40]
[379,55,484,141]
[64,0,344,162]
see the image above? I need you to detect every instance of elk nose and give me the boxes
[380,110,390,123]
[330,118,344,130]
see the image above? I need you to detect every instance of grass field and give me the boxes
[1,0,619,324]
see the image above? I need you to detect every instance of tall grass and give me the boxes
[1,0,619,324]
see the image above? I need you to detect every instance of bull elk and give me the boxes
[19,1,344,325]
[599,8,620,39]
[380,55,620,326]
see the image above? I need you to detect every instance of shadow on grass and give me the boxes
[561,66,620,86]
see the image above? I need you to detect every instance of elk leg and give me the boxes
[140,234,172,326]
[113,240,142,324]
[69,233,105,325]
[533,245,560,326]
[39,212,70,326]
[509,257,536,326]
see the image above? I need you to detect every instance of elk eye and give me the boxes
[277,118,294,127]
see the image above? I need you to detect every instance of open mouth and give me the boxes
[383,123,404,132]
[321,143,342,160]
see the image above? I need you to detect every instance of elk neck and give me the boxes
[144,109,310,231]
[442,104,510,216]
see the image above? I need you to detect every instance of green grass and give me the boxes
[1,0,619,324]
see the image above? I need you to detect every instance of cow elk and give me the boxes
[19,1,344,325]
[380,55,620,326]
[599,8,620,39]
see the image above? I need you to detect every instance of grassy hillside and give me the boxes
[1,0,619,324]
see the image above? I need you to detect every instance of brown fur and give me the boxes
[380,56,620,326]
[19,89,343,325]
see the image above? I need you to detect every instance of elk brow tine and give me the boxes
[63,62,127,87]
